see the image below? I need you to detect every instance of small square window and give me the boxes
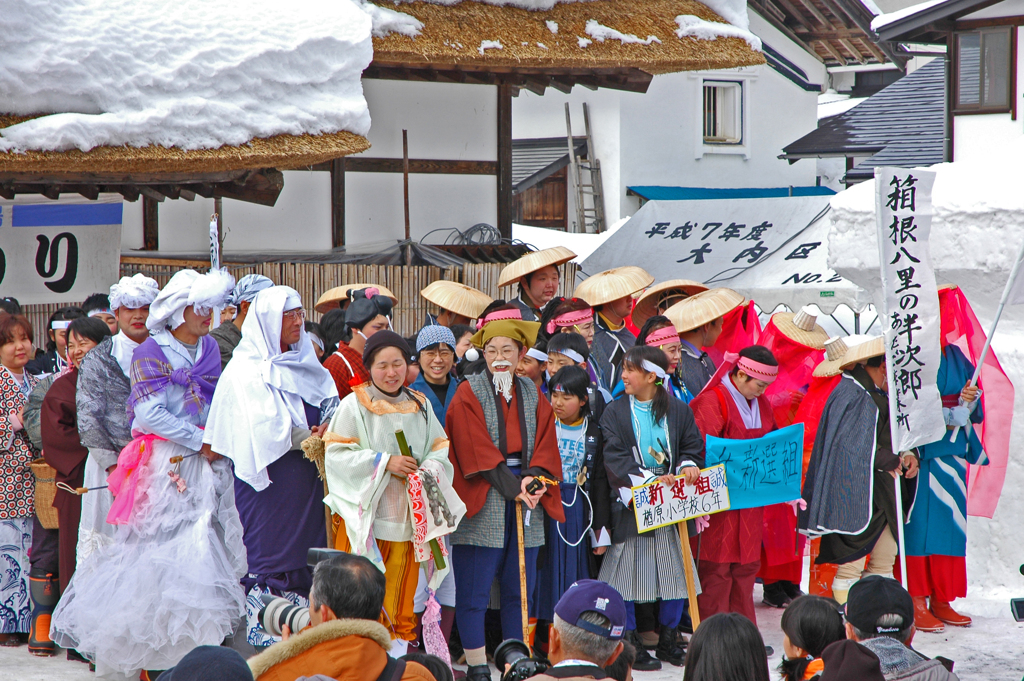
[703,81,743,145]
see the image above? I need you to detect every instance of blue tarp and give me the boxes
[626,186,836,201]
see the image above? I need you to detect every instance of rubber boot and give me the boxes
[28,568,59,657]
[466,664,491,681]
[655,624,686,667]
[912,596,945,633]
[439,607,466,679]
[628,630,662,671]
[930,598,971,627]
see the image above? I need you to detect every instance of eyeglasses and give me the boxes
[484,346,519,360]
[420,348,454,361]
[283,309,306,321]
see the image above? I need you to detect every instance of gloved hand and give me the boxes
[787,498,808,511]
[694,515,710,533]
[943,406,972,428]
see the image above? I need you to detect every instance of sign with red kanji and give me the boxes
[631,464,730,533]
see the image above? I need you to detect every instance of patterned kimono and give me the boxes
[0,367,39,634]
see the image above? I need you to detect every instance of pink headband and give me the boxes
[644,326,679,348]
[477,308,522,330]
[736,357,778,383]
[546,309,593,335]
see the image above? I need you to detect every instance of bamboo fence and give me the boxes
[22,256,578,348]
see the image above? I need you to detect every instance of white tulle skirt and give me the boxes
[51,439,247,678]
[76,454,117,567]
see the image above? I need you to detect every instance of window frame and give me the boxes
[691,70,755,160]
[953,25,1014,114]
[702,80,745,145]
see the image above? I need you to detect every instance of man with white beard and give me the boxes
[445,319,565,681]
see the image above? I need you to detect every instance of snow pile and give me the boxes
[546,20,559,33]
[0,0,372,154]
[394,0,595,9]
[356,0,423,37]
[585,19,661,45]
[578,36,593,48]
[537,42,549,49]
[675,15,762,51]
[699,0,751,30]
[871,0,948,31]
[478,39,503,54]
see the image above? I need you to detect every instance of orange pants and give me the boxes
[333,515,419,641]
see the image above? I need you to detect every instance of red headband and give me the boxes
[736,357,778,383]
[546,308,593,335]
[644,326,679,348]
[477,308,522,330]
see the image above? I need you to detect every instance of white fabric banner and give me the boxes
[0,194,122,305]
[874,167,945,452]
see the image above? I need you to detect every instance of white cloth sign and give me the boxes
[0,195,122,305]
[631,464,730,533]
[874,168,945,452]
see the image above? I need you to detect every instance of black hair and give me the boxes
[547,365,591,420]
[538,296,593,343]
[345,288,393,331]
[682,613,769,681]
[319,308,348,355]
[478,299,513,319]
[401,653,454,681]
[866,354,886,368]
[304,320,325,342]
[729,345,778,378]
[0,297,22,315]
[81,293,111,314]
[604,637,635,681]
[450,323,474,343]
[636,315,676,346]
[778,596,845,681]
[310,553,386,621]
[67,317,112,347]
[622,345,671,424]
[45,306,85,352]
[547,331,590,364]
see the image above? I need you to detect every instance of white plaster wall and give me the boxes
[953,26,1024,164]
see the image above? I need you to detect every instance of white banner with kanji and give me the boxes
[631,464,730,533]
[874,167,945,452]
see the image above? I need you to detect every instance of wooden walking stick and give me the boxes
[301,434,336,549]
[516,500,530,650]
[677,521,701,631]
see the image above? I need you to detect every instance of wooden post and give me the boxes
[142,196,159,251]
[497,82,514,241]
[677,522,701,631]
[516,501,530,650]
[330,158,346,249]
[403,129,411,241]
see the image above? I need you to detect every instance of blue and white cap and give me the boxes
[416,324,457,354]
[554,580,627,640]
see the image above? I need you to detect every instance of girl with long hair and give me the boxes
[778,596,845,681]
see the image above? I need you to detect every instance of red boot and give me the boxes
[931,599,972,627]
[912,596,944,633]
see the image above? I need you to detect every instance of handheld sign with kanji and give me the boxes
[631,464,730,533]
[704,424,803,510]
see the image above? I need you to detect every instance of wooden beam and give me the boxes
[192,183,216,198]
[0,185,13,200]
[118,185,141,202]
[773,0,818,30]
[497,82,513,241]
[803,28,869,40]
[343,158,499,174]
[749,5,826,63]
[211,168,284,207]
[330,158,345,249]
[838,38,866,63]
[859,36,889,63]
[178,188,196,201]
[76,185,100,200]
[139,186,166,202]
[41,185,60,200]
[794,0,832,27]
[142,196,159,251]
[816,39,848,64]
[0,169,249,185]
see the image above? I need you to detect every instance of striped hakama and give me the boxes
[598,524,697,602]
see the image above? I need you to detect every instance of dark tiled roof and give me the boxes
[512,137,586,193]
[780,59,946,181]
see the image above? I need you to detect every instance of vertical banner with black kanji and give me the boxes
[874,168,945,452]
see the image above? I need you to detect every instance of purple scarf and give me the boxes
[127,336,221,423]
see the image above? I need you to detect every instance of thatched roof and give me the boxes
[368,0,765,91]
[0,114,370,176]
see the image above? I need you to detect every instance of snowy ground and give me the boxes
[4,580,1021,681]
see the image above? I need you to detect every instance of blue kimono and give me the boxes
[905,345,987,558]
[409,372,459,425]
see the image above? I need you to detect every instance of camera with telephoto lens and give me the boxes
[494,639,549,681]
[258,594,311,638]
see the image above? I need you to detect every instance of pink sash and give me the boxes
[106,433,167,525]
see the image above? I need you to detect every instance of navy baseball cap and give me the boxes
[845,575,914,635]
[554,580,626,640]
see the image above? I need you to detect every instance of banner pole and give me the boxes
[677,522,701,631]
[895,475,908,590]
[949,233,1024,442]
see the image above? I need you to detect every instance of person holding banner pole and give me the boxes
[598,345,704,671]
[689,345,779,628]
[798,338,918,606]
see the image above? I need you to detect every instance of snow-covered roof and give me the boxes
[871,0,949,31]
[0,0,373,163]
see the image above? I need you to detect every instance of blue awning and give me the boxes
[626,186,836,201]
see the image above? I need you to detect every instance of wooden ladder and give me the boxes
[565,102,606,234]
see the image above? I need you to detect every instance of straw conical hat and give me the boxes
[498,246,576,288]
[664,287,745,333]
[573,267,654,307]
[840,335,885,370]
[315,284,398,314]
[812,336,851,377]
[771,306,830,350]
[631,279,709,328]
[420,280,493,320]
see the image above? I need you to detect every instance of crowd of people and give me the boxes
[0,244,985,681]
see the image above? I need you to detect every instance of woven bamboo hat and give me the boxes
[420,280,493,320]
[573,266,654,307]
[840,335,885,371]
[498,246,576,288]
[664,287,745,333]
[812,336,851,377]
[315,284,398,314]
[771,306,830,350]
[631,279,709,327]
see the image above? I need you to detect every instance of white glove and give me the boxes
[943,406,971,428]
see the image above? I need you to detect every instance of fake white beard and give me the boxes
[491,362,514,401]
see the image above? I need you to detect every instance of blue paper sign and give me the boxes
[703,424,804,510]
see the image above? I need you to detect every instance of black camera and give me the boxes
[1012,565,1024,622]
[494,639,549,681]
[258,594,311,638]
[308,547,345,566]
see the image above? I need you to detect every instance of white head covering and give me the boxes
[109,273,160,311]
[203,285,338,491]
[229,274,274,307]
[146,268,235,331]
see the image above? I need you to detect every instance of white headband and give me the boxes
[88,308,113,318]
[641,359,669,381]
[526,347,548,362]
[51,320,71,330]
[310,334,325,351]
[552,348,585,364]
